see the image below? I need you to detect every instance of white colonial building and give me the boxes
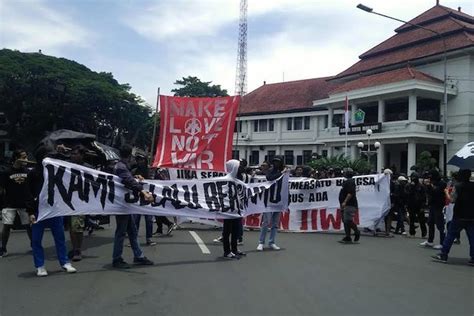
[233,4,474,175]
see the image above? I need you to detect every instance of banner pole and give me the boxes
[150,87,160,163]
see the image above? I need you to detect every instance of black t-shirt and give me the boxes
[428,180,447,208]
[339,178,358,207]
[0,165,31,208]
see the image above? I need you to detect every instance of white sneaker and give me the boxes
[36,266,48,277]
[433,244,443,250]
[270,243,281,250]
[62,263,77,273]
[419,241,434,247]
[256,243,264,251]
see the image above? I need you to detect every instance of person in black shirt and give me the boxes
[0,149,33,257]
[432,169,474,264]
[405,173,427,238]
[420,170,447,248]
[338,168,360,243]
[112,145,154,269]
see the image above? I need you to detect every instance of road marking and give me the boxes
[189,231,211,254]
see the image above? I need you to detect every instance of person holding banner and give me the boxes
[27,146,77,276]
[338,168,361,244]
[257,156,285,251]
[221,160,246,259]
[112,145,154,269]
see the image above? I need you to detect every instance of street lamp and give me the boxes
[357,3,448,178]
[357,129,381,173]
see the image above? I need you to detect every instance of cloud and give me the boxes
[0,0,91,54]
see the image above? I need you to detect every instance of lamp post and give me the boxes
[358,129,381,173]
[357,3,448,178]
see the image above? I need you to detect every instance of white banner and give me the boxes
[189,174,391,232]
[37,158,289,222]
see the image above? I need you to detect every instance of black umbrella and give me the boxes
[447,142,474,169]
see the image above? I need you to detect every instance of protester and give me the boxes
[221,160,246,259]
[256,161,270,176]
[293,166,304,177]
[257,156,285,251]
[338,168,361,244]
[28,146,77,276]
[112,145,154,268]
[420,170,446,249]
[153,168,177,237]
[432,169,474,265]
[67,145,90,261]
[393,176,408,235]
[383,168,395,237]
[0,149,33,257]
[131,154,156,246]
[405,172,427,238]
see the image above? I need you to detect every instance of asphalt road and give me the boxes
[0,222,472,316]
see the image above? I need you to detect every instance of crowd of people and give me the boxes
[0,146,472,277]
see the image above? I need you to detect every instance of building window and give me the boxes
[296,155,303,165]
[332,114,343,127]
[322,150,328,157]
[250,151,259,165]
[232,150,239,159]
[287,116,310,130]
[234,121,242,133]
[417,98,440,122]
[304,116,310,129]
[303,150,312,164]
[284,150,294,165]
[266,150,276,163]
[385,98,408,122]
[323,116,328,129]
[253,119,274,132]
[268,119,274,131]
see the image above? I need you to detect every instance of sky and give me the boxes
[1,0,473,108]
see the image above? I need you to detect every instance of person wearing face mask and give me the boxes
[0,149,33,257]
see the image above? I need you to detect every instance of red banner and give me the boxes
[153,95,240,171]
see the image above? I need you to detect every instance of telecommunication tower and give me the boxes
[234,0,248,96]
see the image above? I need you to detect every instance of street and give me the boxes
[0,222,472,316]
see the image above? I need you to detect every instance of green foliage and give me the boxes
[413,151,438,172]
[0,49,154,150]
[308,154,371,174]
[172,76,229,97]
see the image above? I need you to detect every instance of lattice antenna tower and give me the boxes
[234,0,248,96]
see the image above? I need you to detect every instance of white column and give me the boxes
[378,99,385,122]
[408,94,417,122]
[327,146,334,157]
[313,115,319,139]
[350,144,357,160]
[407,141,417,173]
[276,118,282,141]
[377,143,385,173]
[351,104,357,125]
[439,143,444,174]
[328,107,334,128]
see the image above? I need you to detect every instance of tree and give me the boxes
[0,49,154,151]
[171,76,229,97]
[308,154,371,175]
[412,150,438,173]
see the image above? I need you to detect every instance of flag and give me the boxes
[344,96,350,129]
[153,95,240,172]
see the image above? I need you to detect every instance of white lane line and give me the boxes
[189,231,211,254]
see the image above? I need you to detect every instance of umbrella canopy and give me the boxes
[447,142,474,170]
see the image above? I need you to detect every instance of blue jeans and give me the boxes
[441,219,474,259]
[259,212,281,245]
[113,215,143,262]
[32,217,68,268]
[133,214,154,240]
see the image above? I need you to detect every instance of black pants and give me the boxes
[223,218,239,255]
[428,206,445,244]
[408,206,427,236]
[155,216,173,234]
